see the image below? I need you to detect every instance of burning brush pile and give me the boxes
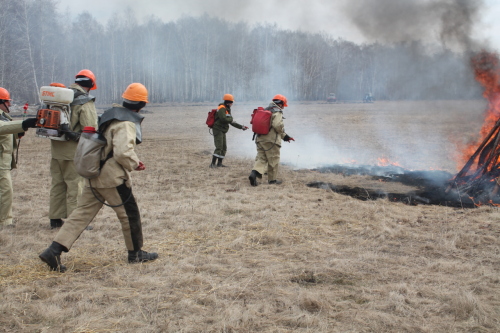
[308,51,500,208]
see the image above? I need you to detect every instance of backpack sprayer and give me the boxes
[36,84,74,141]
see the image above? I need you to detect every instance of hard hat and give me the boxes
[272,94,288,107]
[122,83,149,103]
[0,87,11,101]
[50,82,66,88]
[223,94,234,102]
[75,69,97,90]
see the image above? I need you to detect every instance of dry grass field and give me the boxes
[1,100,499,332]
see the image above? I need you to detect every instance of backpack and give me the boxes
[250,107,272,135]
[206,109,217,128]
[36,85,74,141]
[74,125,133,208]
[74,127,110,179]
[75,106,144,180]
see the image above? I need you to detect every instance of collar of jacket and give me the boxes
[268,102,283,113]
[0,109,12,121]
[69,83,96,105]
[218,103,231,113]
[99,104,145,144]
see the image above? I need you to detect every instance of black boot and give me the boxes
[50,219,64,229]
[128,250,159,263]
[269,180,283,185]
[39,241,67,272]
[249,170,261,186]
[210,156,217,168]
[217,158,227,167]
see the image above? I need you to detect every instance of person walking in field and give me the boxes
[48,69,98,229]
[0,88,39,227]
[210,93,248,168]
[39,83,158,272]
[249,94,294,186]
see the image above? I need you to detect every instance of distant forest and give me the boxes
[0,0,482,104]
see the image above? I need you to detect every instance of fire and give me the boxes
[460,51,500,171]
[341,158,357,165]
[376,157,402,167]
[488,200,500,207]
[448,51,500,206]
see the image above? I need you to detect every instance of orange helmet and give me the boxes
[223,93,234,102]
[0,87,11,101]
[50,82,66,88]
[75,69,97,90]
[273,94,288,107]
[122,83,149,103]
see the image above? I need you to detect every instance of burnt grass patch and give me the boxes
[291,270,356,286]
[306,164,496,208]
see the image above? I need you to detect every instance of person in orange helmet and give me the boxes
[39,83,158,272]
[0,88,39,227]
[249,94,294,186]
[48,69,98,229]
[210,93,248,168]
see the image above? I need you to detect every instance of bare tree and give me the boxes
[0,1,480,104]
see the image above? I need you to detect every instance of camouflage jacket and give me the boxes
[212,104,243,133]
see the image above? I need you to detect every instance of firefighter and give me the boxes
[48,69,98,229]
[210,94,248,168]
[39,83,158,272]
[249,94,294,186]
[0,88,39,227]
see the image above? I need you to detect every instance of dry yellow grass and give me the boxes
[0,101,499,332]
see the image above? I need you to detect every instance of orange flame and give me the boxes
[377,157,402,167]
[460,51,500,171]
[341,159,358,165]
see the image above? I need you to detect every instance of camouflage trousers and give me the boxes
[212,129,227,158]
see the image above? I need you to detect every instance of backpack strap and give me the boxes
[97,121,113,166]
[100,150,114,168]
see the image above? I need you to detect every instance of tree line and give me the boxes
[0,0,482,105]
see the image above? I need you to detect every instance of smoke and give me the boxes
[343,0,484,52]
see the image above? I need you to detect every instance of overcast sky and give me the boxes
[59,0,500,50]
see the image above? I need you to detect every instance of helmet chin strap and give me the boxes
[1,101,10,113]
[271,101,283,110]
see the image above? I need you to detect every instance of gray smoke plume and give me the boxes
[343,0,484,52]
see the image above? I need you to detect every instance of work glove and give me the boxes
[18,132,25,138]
[283,134,295,142]
[60,124,81,142]
[242,126,249,131]
[21,118,38,130]
[135,161,146,171]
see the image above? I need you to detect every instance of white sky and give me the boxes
[58,0,500,51]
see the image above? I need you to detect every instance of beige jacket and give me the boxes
[51,84,98,160]
[0,111,24,170]
[87,107,141,188]
[255,103,286,146]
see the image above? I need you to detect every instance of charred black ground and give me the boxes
[306,164,496,208]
